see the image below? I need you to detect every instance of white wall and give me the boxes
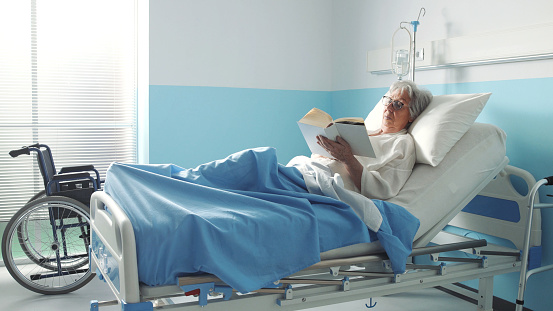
[150,0,333,91]
[150,0,553,91]
[332,0,553,90]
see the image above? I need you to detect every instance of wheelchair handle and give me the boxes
[8,143,41,158]
[545,176,553,186]
[9,147,31,158]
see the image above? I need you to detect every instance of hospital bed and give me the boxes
[88,109,544,310]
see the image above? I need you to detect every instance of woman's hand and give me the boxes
[316,135,355,163]
[316,135,363,191]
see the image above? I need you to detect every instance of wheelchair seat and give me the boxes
[34,145,101,206]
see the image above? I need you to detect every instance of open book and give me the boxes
[297,108,376,158]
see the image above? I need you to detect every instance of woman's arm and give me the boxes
[358,135,415,199]
[316,135,363,190]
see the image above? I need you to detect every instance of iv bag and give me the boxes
[392,49,410,79]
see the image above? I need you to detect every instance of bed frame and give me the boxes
[88,157,543,311]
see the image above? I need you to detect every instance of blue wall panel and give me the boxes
[149,85,331,168]
[424,78,553,204]
[330,87,388,120]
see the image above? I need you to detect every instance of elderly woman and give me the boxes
[310,80,432,200]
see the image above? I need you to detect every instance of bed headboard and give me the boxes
[448,165,541,250]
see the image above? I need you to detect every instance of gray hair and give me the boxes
[388,80,433,121]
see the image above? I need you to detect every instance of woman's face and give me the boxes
[381,89,413,134]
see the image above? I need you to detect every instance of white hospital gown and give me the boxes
[290,129,416,200]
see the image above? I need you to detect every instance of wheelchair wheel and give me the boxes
[27,190,46,203]
[1,196,95,294]
[13,191,50,269]
[16,197,91,272]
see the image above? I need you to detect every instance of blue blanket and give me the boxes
[104,147,419,293]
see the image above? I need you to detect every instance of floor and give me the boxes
[0,265,477,311]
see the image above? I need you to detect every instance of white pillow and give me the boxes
[365,96,385,132]
[365,93,491,166]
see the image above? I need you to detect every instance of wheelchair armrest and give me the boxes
[59,165,102,187]
[52,172,92,181]
[59,165,95,174]
[47,172,99,196]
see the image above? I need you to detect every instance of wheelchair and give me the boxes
[1,143,101,294]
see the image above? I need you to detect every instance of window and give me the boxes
[0,0,137,222]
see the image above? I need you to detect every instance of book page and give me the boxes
[334,117,365,124]
[298,108,333,128]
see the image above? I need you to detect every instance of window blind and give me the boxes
[0,0,137,222]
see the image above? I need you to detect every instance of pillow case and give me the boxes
[365,92,492,166]
[364,96,386,132]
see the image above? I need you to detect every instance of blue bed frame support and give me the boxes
[525,246,542,270]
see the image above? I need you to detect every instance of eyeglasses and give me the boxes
[382,96,407,111]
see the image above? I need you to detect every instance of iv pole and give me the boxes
[391,8,425,82]
[410,8,425,82]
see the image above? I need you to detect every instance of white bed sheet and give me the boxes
[320,122,507,260]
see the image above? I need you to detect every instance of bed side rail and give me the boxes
[90,191,141,304]
[448,165,541,250]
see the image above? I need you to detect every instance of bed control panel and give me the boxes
[90,231,121,293]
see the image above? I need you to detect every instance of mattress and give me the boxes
[320,122,507,260]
